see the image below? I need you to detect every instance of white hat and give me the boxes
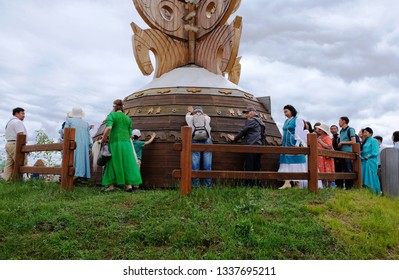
[132,129,141,137]
[69,107,85,118]
[315,124,330,135]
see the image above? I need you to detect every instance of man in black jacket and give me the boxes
[227,106,266,185]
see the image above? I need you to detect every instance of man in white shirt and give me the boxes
[4,107,27,181]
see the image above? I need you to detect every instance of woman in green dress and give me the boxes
[101,99,142,191]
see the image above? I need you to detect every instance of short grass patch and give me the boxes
[1,180,398,259]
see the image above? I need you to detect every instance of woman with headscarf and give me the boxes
[65,107,91,180]
[101,99,142,191]
[361,127,381,195]
[278,105,307,189]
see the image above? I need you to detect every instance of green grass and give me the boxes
[0,180,398,260]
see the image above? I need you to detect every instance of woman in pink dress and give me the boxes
[315,124,335,187]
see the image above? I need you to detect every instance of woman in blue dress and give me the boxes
[65,107,92,179]
[361,127,381,195]
[278,105,307,189]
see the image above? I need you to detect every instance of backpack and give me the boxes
[254,118,266,145]
[192,113,209,141]
[347,127,362,150]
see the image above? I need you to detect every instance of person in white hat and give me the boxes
[315,123,335,187]
[64,106,92,181]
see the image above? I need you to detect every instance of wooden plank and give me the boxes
[180,126,192,196]
[61,128,76,191]
[20,166,62,175]
[318,149,357,160]
[173,170,309,180]
[307,133,319,193]
[174,143,309,154]
[13,134,27,181]
[21,143,63,153]
[352,143,362,188]
[318,173,357,180]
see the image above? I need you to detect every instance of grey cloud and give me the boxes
[0,0,398,150]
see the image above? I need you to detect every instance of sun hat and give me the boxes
[315,124,330,134]
[69,107,85,118]
[132,129,141,137]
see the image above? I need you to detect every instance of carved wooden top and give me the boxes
[131,0,243,84]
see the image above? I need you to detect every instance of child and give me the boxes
[131,129,156,189]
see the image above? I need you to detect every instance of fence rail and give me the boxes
[13,128,76,191]
[173,126,362,196]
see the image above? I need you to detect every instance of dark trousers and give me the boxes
[334,158,343,187]
[340,158,353,189]
[244,153,262,186]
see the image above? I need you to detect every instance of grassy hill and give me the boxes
[0,180,398,260]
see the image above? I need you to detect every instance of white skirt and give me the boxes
[278,163,323,189]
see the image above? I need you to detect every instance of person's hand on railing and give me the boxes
[227,134,235,142]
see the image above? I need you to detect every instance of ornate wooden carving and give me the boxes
[219,89,232,95]
[195,16,242,75]
[131,22,188,78]
[131,0,242,83]
[157,89,171,94]
[186,88,202,93]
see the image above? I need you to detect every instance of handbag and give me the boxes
[97,143,112,166]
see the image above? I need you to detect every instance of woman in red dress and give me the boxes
[315,124,335,187]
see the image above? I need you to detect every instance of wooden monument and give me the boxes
[94,0,282,187]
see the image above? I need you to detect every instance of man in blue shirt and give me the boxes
[338,116,356,189]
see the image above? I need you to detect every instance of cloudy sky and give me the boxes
[1,0,399,160]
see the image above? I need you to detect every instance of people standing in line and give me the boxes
[4,107,27,181]
[101,99,142,192]
[227,106,265,187]
[277,105,307,189]
[337,116,357,189]
[358,128,365,144]
[65,107,92,181]
[131,129,156,190]
[373,136,387,169]
[297,120,310,146]
[313,122,321,133]
[330,124,342,187]
[392,131,399,149]
[315,124,335,187]
[58,112,71,143]
[305,121,314,134]
[361,127,381,195]
[186,105,212,188]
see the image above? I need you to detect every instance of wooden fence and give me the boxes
[13,128,76,191]
[380,148,399,196]
[173,126,362,195]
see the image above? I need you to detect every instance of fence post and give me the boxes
[352,143,362,188]
[61,128,76,191]
[12,134,27,181]
[180,126,192,196]
[307,133,318,193]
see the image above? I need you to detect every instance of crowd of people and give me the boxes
[187,104,398,195]
[276,105,388,194]
[3,103,399,196]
